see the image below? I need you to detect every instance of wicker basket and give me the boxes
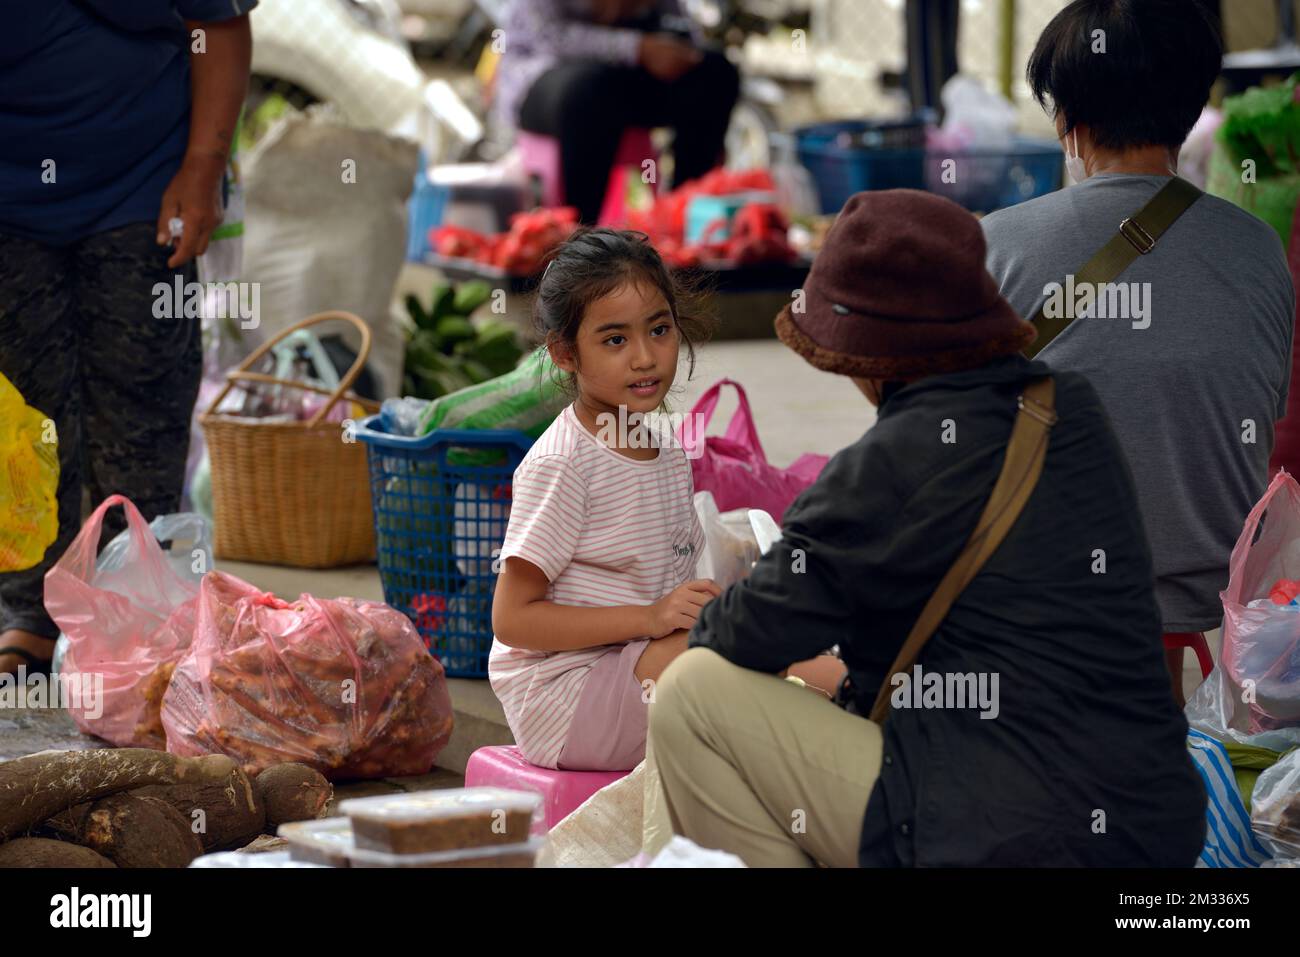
[201,312,382,568]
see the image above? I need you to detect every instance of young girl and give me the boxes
[489,228,721,771]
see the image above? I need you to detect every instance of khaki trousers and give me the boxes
[642,647,883,867]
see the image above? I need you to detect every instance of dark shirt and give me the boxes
[0,0,256,246]
[689,355,1207,866]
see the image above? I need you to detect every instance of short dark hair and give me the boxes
[1027,0,1222,151]
[532,227,715,399]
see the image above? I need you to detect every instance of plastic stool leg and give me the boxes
[1189,632,1214,680]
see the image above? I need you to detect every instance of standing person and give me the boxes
[0,1,255,676]
[495,0,740,224]
[980,0,1294,704]
[643,190,1205,868]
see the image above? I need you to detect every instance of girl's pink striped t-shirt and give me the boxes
[488,403,704,768]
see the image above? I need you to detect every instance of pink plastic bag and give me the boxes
[677,379,828,521]
[1219,470,1300,732]
[44,495,200,748]
[161,571,454,780]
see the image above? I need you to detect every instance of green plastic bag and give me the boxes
[417,347,569,466]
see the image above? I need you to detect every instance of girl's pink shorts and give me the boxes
[557,638,651,772]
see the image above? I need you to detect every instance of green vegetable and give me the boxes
[462,360,495,384]
[435,315,477,345]
[469,336,523,375]
[406,294,434,332]
[428,284,457,324]
[453,280,492,315]
[402,281,526,401]
[1217,73,1300,179]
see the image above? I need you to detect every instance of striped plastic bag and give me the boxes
[1186,729,1273,867]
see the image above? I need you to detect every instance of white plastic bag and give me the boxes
[453,481,511,578]
[648,836,747,868]
[692,491,765,588]
[933,74,1017,152]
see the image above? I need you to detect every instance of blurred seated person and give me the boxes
[496,0,740,224]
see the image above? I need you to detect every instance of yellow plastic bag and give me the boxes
[0,372,58,571]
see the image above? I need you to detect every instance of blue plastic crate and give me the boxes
[795,118,929,214]
[796,119,1064,215]
[924,138,1063,214]
[356,417,533,677]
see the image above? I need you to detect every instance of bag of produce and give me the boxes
[418,346,567,442]
[0,371,58,572]
[1204,471,1300,734]
[161,571,454,780]
[44,496,204,749]
[1251,748,1300,860]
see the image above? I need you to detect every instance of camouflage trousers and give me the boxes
[0,223,201,639]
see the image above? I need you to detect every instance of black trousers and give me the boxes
[517,50,741,224]
[0,223,201,639]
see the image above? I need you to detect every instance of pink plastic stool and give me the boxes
[465,745,629,831]
[514,127,658,225]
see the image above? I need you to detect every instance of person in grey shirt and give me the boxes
[981,0,1294,704]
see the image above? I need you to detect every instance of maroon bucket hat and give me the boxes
[775,189,1037,379]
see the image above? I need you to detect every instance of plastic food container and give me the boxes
[339,787,543,854]
[188,850,325,868]
[278,817,356,868]
[345,837,544,869]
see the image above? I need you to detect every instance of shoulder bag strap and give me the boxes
[1024,177,1202,359]
[868,376,1059,723]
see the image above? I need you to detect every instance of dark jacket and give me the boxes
[688,355,1207,866]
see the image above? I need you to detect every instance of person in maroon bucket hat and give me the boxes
[775,189,1036,384]
[642,189,1206,868]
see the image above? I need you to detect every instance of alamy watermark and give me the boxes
[593,407,708,459]
[0,667,103,719]
[152,276,260,329]
[1041,276,1151,330]
[50,887,150,937]
[889,664,1000,719]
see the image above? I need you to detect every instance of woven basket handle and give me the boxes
[206,311,373,429]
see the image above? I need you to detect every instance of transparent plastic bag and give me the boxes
[693,491,764,588]
[43,496,205,748]
[1250,748,1300,859]
[97,511,212,583]
[1216,471,1300,732]
[52,511,212,680]
[161,571,454,780]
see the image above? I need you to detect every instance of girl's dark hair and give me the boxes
[1027,0,1222,151]
[533,227,716,399]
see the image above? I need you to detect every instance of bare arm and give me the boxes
[156,14,252,267]
[492,557,651,653]
[492,558,723,653]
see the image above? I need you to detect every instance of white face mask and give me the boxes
[1065,129,1088,183]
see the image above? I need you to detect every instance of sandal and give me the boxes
[0,644,54,678]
